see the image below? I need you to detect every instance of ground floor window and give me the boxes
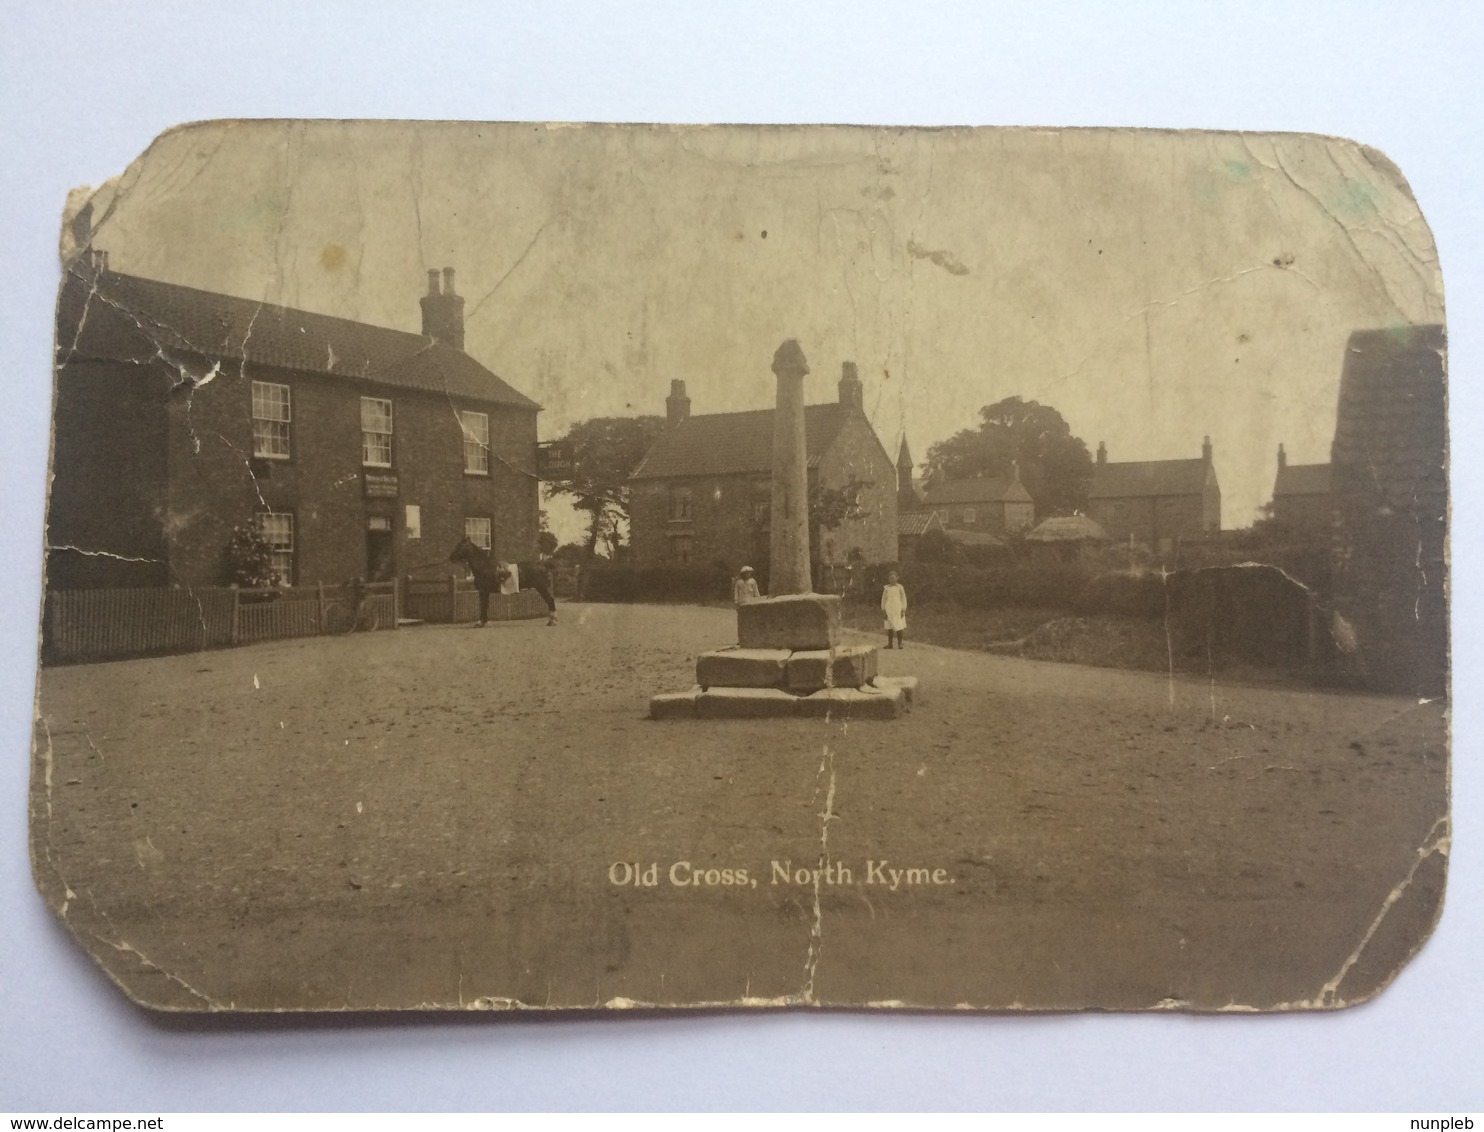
[669,533,693,564]
[256,511,294,584]
[464,516,492,551]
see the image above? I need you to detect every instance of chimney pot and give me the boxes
[1096,441,1107,465]
[838,360,863,410]
[666,378,692,426]
[1277,443,1287,469]
[420,266,465,349]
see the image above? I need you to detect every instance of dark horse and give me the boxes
[449,539,558,626]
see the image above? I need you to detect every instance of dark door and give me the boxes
[367,518,395,582]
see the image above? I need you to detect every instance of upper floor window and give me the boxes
[361,397,393,467]
[460,410,489,475]
[251,381,291,459]
[962,506,976,525]
[669,484,693,521]
[255,511,294,585]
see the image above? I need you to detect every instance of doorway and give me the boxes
[366,515,395,582]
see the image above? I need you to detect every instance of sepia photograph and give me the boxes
[30,121,1448,1014]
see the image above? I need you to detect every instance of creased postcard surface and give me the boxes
[32,122,1446,1012]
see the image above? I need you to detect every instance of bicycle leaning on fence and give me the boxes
[323,577,382,635]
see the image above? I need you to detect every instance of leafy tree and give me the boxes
[223,523,279,588]
[924,396,1094,516]
[542,415,667,554]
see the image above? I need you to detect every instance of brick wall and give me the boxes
[814,414,897,566]
[52,357,537,590]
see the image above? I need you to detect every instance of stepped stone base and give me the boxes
[736,593,841,651]
[873,675,919,705]
[696,648,791,689]
[649,681,910,721]
[696,687,803,719]
[649,687,703,720]
[796,685,906,719]
[786,644,878,692]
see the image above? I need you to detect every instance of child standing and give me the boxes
[881,570,907,649]
[733,565,761,606]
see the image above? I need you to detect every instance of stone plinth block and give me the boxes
[736,593,841,651]
[873,675,919,706]
[696,686,804,719]
[796,685,906,720]
[649,687,701,720]
[696,647,791,689]
[786,644,879,692]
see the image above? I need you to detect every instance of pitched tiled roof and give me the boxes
[631,404,853,479]
[1027,515,1109,542]
[1274,463,1332,497]
[1089,458,1212,499]
[55,266,541,410]
[898,509,943,536]
[922,475,1033,505]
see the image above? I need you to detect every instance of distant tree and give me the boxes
[542,415,667,554]
[537,530,559,557]
[924,396,1094,516]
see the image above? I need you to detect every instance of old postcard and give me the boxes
[31,122,1447,1012]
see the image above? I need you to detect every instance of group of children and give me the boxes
[733,565,908,650]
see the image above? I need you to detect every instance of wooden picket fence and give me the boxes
[43,580,398,666]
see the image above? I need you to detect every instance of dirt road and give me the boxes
[31,602,1447,1012]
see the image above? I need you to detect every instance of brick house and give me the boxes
[47,255,541,592]
[1270,444,1332,534]
[1086,438,1221,553]
[628,364,898,576]
[1329,324,1447,694]
[919,463,1036,535]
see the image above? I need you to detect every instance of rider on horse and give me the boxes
[449,538,558,626]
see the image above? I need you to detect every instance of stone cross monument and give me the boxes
[769,339,812,595]
[647,339,918,720]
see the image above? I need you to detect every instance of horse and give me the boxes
[448,538,558,626]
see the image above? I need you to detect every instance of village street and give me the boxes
[31,603,1446,1013]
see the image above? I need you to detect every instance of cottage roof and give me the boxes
[1274,463,1332,497]
[1026,515,1109,542]
[922,474,1034,506]
[898,510,944,536]
[1089,458,1211,499]
[630,403,854,479]
[56,266,541,410]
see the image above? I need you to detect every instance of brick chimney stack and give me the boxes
[838,361,864,411]
[1097,441,1107,465]
[1277,442,1287,470]
[666,379,691,426]
[1202,435,1213,464]
[420,265,466,350]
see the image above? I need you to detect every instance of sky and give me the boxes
[78,120,1444,543]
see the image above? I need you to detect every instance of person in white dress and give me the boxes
[733,565,761,606]
[881,570,907,649]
